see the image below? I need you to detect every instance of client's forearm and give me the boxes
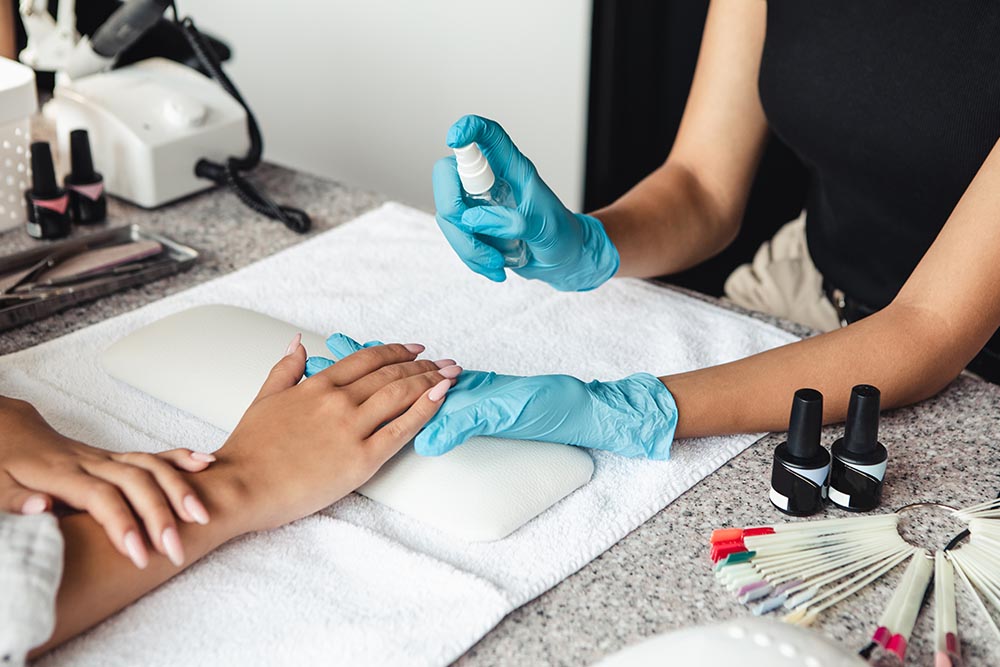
[33,464,252,656]
[592,161,741,279]
[662,304,966,438]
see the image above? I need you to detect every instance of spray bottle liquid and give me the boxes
[453,143,529,268]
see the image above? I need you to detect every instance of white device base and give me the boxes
[100,305,595,542]
[595,617,866,667]
[44,58,250,208]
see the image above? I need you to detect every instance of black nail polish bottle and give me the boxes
[770,388,830,516]
[24,142,71,240]
[64,129,106,224]
[829,385,887,512]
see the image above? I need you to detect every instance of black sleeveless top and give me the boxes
[759,1,1000,310]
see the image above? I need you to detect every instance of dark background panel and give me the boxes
[584,0,809,296]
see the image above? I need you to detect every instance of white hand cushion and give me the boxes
[100,305,594,541]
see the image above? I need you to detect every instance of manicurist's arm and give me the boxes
[664,138,1000,436]
[0,1,16,60]
[426,0,998,458]
[432,0,769,290]
[32,341,458,655]
[592,0,769,278]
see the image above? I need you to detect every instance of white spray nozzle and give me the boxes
[453,143,495,195]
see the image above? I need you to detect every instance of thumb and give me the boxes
[414,401,497,456]
[0,471,52,515]
[254,337,306,402]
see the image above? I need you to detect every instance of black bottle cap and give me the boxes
[69,129,98,183]
[786,388,824,460]
[30,142,59,197]
[843,384,881,456]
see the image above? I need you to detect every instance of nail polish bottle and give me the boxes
[829,384,887,512]
[769,388,830,516]
[24,142,71,240]
[64,129,106,224]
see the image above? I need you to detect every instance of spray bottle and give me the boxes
[453,143,529,268]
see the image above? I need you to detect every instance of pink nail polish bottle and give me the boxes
[64,129,106,224]
[24,141,71,240]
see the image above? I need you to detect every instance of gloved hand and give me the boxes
[432,114,621,292]
[306,334,678,460]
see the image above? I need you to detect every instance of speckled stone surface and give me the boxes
[2,166,998,666]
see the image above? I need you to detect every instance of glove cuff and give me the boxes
[559,213,620,292]
[594,373,679,460]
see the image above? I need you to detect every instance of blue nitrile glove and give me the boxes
[432,114,620,292]
[305,333,679,460]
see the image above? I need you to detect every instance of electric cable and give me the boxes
[170,8,310,233]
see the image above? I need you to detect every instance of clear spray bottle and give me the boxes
[453,143,530,268]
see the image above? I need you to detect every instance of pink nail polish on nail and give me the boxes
[403,343,425,354]
[428,378,451,402]
[438,365,463,379]
[161,526,185,567]
[189,451,216,463]
[21,495,47,515]
[183,495,211,525]
[433,359,457,369]
[124,530,149,569]
[284,333,302,356]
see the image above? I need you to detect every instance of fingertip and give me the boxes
[183,495,210,525]
[446,114,484,147]
[21,494,49,515]
[123,530,149,570]
[190,451,216,464]
[283,333,302,357]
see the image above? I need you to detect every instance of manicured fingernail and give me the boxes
[404,343,425,354]
[161,526,185,567]
[433,358,457,368]
[189,451,216,463]
[183,495,210,525]
[438,364,463,379]
[284,333,302,356]
[21,495,47,515]
[428,378,451,402]
[124,530,149,570]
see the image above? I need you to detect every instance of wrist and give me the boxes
[182,459,258,542]
[569,213,620,292]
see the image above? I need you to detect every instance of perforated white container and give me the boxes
[0,58,37,233]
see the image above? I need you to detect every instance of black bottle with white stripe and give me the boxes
[769,388,830,516]
[829,385,887,512]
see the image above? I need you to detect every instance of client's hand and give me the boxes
[216,336,460,533]
[0,396,216,569]
[304,333,678,460]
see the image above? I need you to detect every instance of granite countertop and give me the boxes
[2,166,998,666]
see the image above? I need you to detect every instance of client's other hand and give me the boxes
[305,333,678,461]
[219,336,461,532]
[0,396,216,569]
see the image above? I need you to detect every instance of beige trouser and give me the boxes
[723,213,842,332]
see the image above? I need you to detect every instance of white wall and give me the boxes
[179,0,592,211]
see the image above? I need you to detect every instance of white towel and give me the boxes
[0,203,798,666]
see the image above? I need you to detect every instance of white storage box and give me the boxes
[0,58,37,233]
